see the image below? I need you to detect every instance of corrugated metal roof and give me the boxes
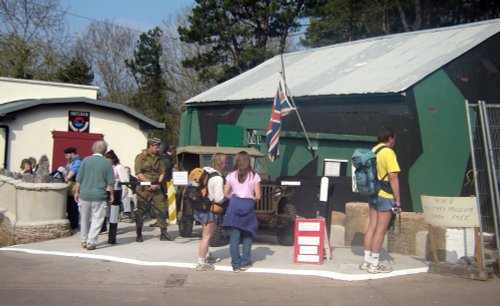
[0,97,165,129]
[187,18,500,104]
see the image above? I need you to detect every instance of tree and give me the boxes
[178,0,314,84]
[76,21,137,104]
[159,8,215,145]
[55,54,94,85]
[394,0,500,31]
[0,0,70,79]
[125,27,177,144]
[301,0,500,48]
[161,7,214,104]
[126,27,169,115]
[301,0,416,47]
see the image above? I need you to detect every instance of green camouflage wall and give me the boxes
[410,69,471,212]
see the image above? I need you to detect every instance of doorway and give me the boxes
[51,131,103,170]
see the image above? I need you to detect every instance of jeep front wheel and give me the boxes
[209,219,228,247]
[178,217,194,237]
[276,220,295,246]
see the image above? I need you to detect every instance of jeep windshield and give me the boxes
[176,146,268,178]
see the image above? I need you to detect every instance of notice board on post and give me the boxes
[421,195,489,279]
[421,195,480,228]
[294,219,325,265]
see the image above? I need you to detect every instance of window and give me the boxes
[248,130,259,145]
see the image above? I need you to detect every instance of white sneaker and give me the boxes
[206,254,221,263]
[195,263,215,271]
[368,264,392,274]
[359,261,370,271]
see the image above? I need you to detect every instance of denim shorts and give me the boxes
[193,210,219,225]
[369,196,394,212]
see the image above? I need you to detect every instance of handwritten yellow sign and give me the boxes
[421,195,480,228]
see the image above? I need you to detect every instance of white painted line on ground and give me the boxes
[1,247,428,282]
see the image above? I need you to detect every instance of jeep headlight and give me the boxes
[274,187,283,198]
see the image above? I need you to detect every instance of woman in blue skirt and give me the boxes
[223,151,261,272]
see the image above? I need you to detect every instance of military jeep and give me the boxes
[175,146,297,247]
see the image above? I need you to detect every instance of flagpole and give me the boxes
[280,53,316,157]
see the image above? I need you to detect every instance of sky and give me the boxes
[59,0,196,34]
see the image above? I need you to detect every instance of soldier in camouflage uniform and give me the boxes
[133,137,174,242]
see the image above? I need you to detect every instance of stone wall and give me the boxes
[0,211,14,247]
[14,221,71,245]
[344,202,370,246]
[335,202,450,260]
[0,174,72,246]
[387,212,430,255]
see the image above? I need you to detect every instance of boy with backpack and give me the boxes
[357,127,401,273]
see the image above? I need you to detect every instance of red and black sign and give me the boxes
[68,111,90,133]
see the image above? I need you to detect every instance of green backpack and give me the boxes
[352,146,391,196]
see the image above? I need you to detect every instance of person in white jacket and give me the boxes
[121,166,137,220]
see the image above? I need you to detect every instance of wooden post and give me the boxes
[474,227,484,273]
[428,224,439,263]
[323,226,332,260]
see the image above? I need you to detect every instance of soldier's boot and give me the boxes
[160,227,174,241]
[135,215,144,243]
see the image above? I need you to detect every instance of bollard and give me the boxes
[108,203,120,244]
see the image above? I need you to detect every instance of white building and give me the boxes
[0,77,164,173]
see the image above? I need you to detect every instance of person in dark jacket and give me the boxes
[63,147,82,230]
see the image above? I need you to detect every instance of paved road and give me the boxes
[1,251,499,306]
[1,220,498,305]
[1,221,430,281]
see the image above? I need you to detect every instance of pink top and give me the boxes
[226,171,261,199]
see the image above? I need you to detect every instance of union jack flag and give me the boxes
[266,80,294,162]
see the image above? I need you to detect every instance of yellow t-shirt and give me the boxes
[372,143,400,199]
